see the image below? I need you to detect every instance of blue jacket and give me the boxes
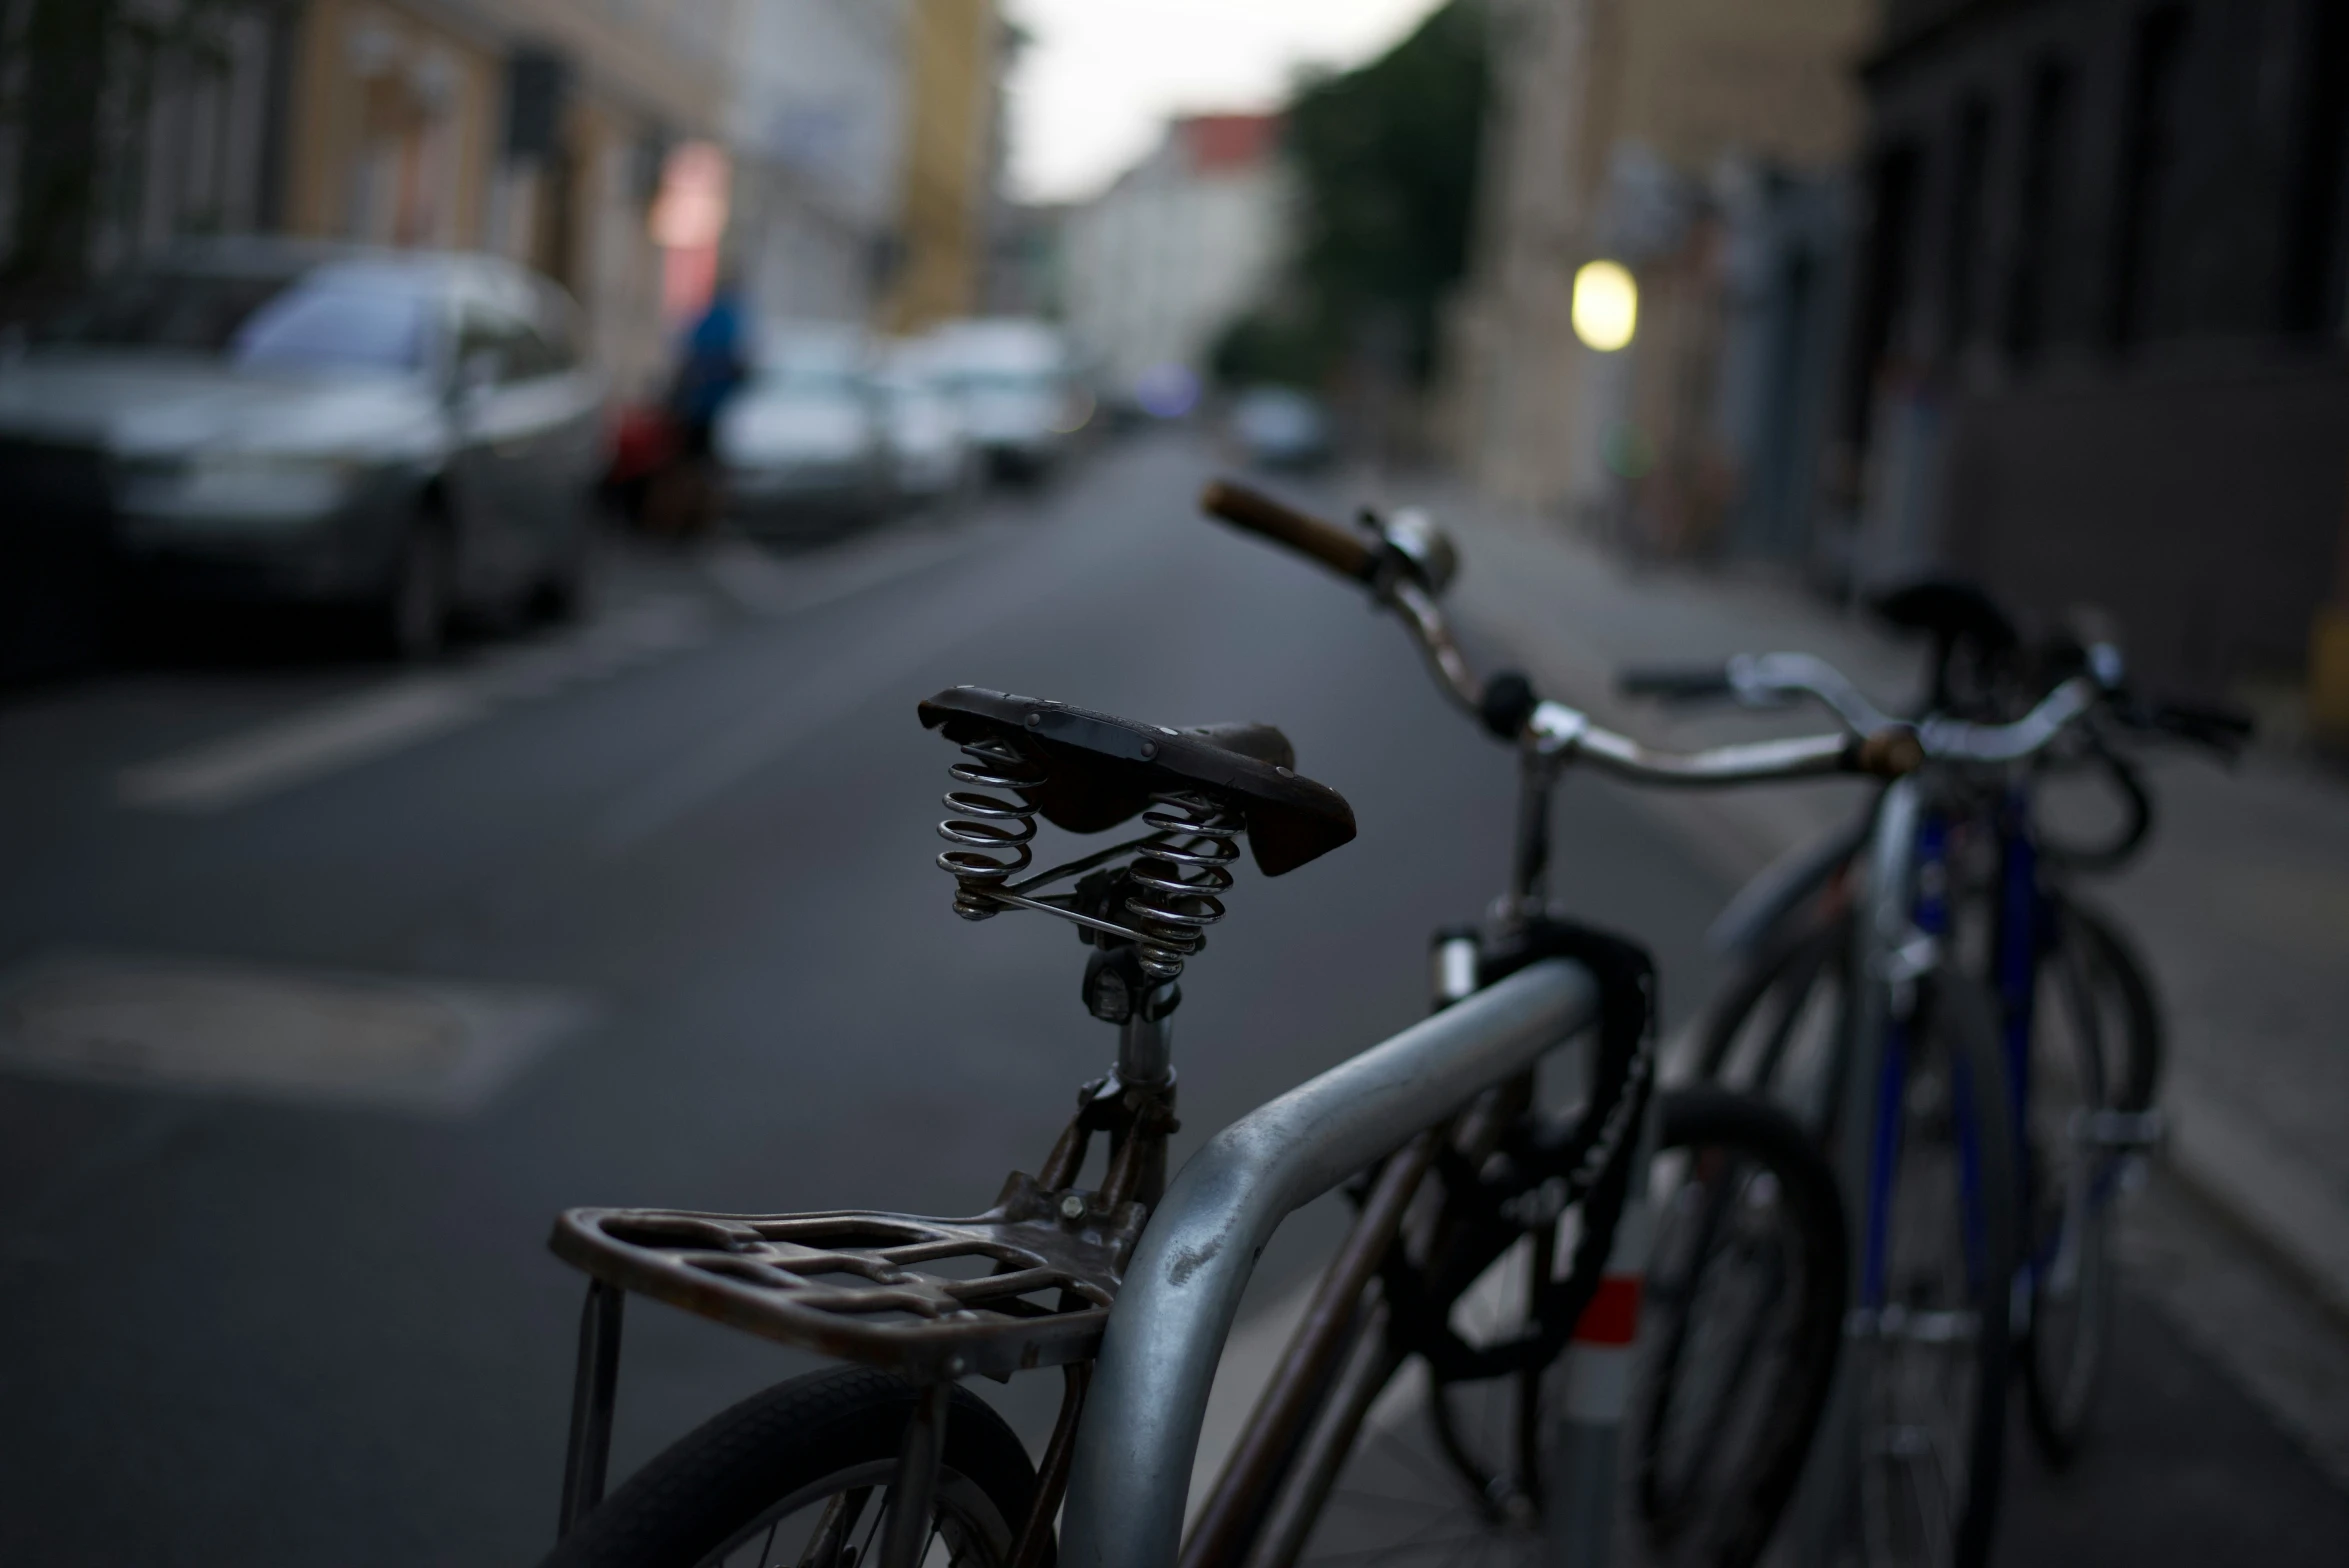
[673,294,748,423]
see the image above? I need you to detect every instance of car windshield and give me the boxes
[38,268,434,373]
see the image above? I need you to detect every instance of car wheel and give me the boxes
[376,520,453,662]
[531,523,595,624]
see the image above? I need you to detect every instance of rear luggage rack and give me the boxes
[551,1171,1145,1382]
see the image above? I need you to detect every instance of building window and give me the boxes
[1847,141,1922,446]
[2006,59,2073,362]
[2106,4,2190,350]
[2280,0,2349,337]
[1944,97,1992,354]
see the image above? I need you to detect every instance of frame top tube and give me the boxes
[1059,959,1599,1568]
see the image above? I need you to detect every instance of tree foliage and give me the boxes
[1212,1,1489,388]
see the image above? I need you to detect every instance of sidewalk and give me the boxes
[1399,482,2349,1347]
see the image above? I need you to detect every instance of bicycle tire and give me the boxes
[2018,891,2159,1465]
[1698,871,2159,1118]
[1294,1089,1846,1568]
[540,1366,1043,1568]
[1693,914,1852,1127]
[1854,971,2016,1568]
[2053,892,2163,1111]
[1702,885,2149,1490]
[1634,1088,1849,1568]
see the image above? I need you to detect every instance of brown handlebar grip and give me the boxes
[1855,726,1927,779]
[1200,478,1380,584]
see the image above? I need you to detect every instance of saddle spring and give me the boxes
[937,735,1047,920]
[1125,790,1246,981]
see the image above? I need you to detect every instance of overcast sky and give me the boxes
[1005,0,1449,203]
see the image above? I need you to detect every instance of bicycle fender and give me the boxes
[1707,811,1871,958]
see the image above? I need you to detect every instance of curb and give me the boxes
[2162,1068,2349,1339]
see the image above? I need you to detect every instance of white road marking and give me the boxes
[108,522,961,816]
[0,950,589,1114]
[117,680,489,812]
[704,528,987,619]
[701,540,802,614]
[593,539,1091,851]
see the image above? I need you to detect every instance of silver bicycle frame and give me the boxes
[1787,775,1922,1562]
[1059,959,1601,1568]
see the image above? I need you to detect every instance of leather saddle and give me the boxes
[918,687,1357,877]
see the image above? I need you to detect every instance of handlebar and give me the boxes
[1618,647,2250,765]
[1199,478,1380,585]
[1199,478,2231,787]
[1914,676,2101,763]
[1528,701,1886,785]
[1200,479,1908,785]
[1617,653,1902,736]
[2125,696,2255,757]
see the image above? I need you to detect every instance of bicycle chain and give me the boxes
[1381,917,1658,1383]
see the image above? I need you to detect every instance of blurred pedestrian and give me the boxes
[645,274,751,538]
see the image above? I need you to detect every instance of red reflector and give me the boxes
[1574,1275,1643,1345]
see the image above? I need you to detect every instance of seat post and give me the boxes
[1117,982,1178,1085]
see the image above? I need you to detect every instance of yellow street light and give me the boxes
[1571,260,1638,352]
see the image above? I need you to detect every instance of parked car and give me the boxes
[927,318,1086,480]
[1229,385,1335,472]
[874,345,977,504]
[715,326,892,536]
[0,238,606,665]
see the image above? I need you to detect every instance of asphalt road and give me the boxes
[0,433,2343,1565]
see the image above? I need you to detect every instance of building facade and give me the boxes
[0,1,305,313]
[879,0,1002,334]
[1442,0,1875,559]
[0,0,733,395]
[728,0,907,328]
[1061,113,1291,399]
[1851,0,2349,700]
[282,0,731,396]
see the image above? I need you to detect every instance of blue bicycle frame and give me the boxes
[1796,775,2007,1559]
[1993,788,2047,1288]
[1856,807,1998,1317]
[1991,779,2137,1303]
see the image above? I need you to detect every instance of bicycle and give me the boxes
[536,486,1865,1568]
[1618,587,2248,1563]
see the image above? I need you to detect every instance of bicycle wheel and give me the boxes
[1634,1089,1849,1568]
[1853,972,2015,1568]
[2049,893,2162,1111]
[542,1366,1042,1568]
[1295,1090,1846,1568]
[1694,915,1852,1126]
[2018,892,2160,1466]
